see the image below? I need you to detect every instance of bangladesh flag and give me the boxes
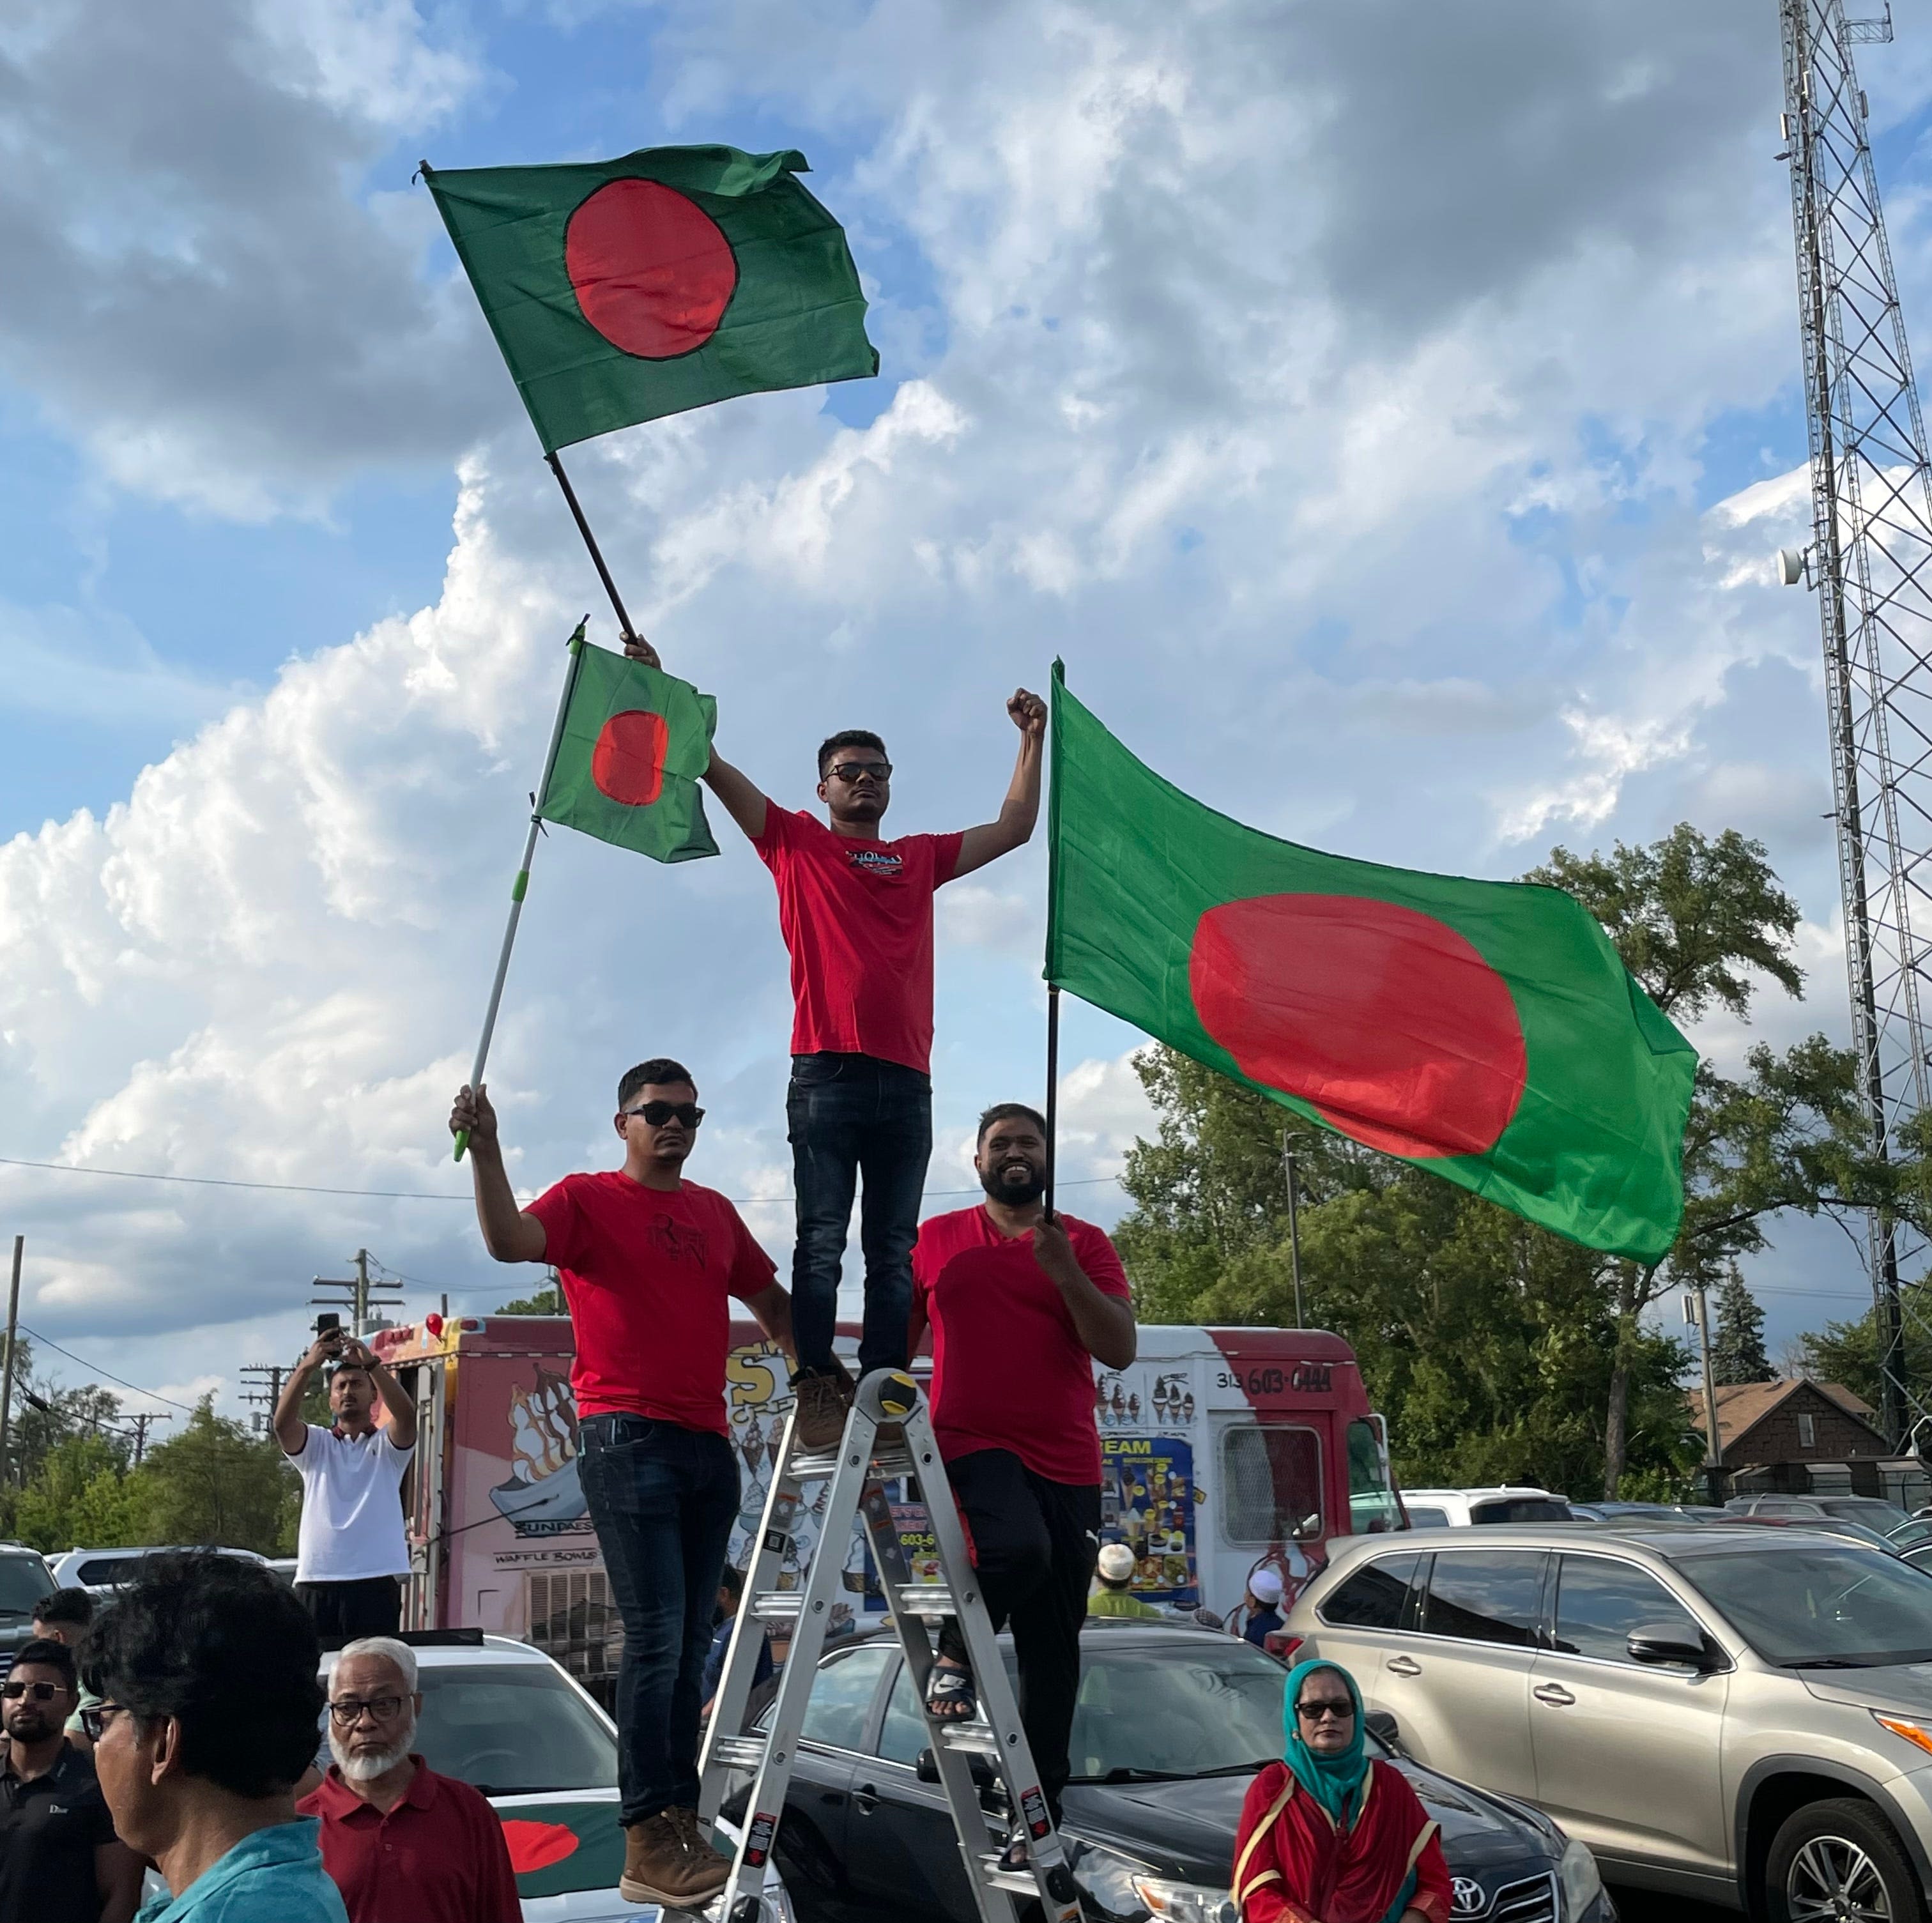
[1046,666,1696,1262]
[423,144,878,452]
[537,631,719,864]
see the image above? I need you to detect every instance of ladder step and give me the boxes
[786,1448,848,1480]
[751,1590,804,1624]
[708,1735,766,1770]
[939,1726,1000,1756]
[977,1857,1039,1895]
[895,1584,956,1616]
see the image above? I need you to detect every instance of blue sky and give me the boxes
[7,0,1932,1419]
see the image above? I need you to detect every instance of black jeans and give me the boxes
[297,1576,401,1643]
[787,1052,931,1376]
[578,1413,740,1824]
[937,1448,1101,1819]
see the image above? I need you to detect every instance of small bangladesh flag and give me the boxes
[1046,664,1697,1263]
[423,144,878,452]
[538,630,719,864]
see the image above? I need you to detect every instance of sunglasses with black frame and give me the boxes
[621,1101,705,1129]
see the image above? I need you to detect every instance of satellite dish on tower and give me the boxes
[1776,546,1808,586]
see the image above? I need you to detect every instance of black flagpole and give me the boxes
[1043,659,1065,1222]
[546,451,647,650]
[1044,984,1061,1222]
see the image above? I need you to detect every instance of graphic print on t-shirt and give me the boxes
[645,1212,710,1268]
[847,847,904,878]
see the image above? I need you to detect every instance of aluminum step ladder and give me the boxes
[693,1368,1083,1923]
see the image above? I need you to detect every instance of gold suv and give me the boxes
[1287,1521,1932,1920]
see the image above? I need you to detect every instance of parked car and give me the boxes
[1726,1493,1914,1535]
[1717,1512,1902,1554]
[719,1620,1613,1923]
[1397,1487,1575,1528]
[0,1543,58,1678]
[50,1544,272,1595]
[315,1628,790,1922]
[1287,1520,1932,1916]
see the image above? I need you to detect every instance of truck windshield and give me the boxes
[411,1662,619,1795]
[0,1556,51,1617]
[1678,1546,1932,1668]
[1347,1418,1403,1533]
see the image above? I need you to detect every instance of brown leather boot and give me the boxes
[619,1811,729,1906]
[792,1361,855,1452]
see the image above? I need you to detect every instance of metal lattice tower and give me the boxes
[1781,0,1932,1444]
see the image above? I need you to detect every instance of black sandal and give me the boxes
[996,1822,1030,1874]
[925,1661,977,1722]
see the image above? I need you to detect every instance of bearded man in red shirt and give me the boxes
[907,1101,1137,1859]
[633,632,1045,1449]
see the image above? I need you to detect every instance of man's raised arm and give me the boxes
[450,1084,549,1263]
[273,1335,336,1455]
[953,689,1045,878]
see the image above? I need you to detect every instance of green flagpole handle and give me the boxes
[453,1128,472,1163]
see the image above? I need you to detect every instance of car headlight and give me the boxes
[1130,1873,1240,1923]
[1560,1836,1604,1919]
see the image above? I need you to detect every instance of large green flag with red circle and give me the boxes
[1045,664,1696,1262]
[537,632,718,864]
[422,143,878,454]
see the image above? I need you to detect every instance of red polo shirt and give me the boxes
[300,1758,521,1923]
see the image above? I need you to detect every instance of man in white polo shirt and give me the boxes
[275,1332,417,1639]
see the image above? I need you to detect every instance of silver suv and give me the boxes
[1286,1523,1932,1919]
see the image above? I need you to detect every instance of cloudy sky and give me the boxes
[2,0,1924,1426]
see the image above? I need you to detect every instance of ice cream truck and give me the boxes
[369,1314,1401,1692]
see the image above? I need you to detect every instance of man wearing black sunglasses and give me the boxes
[631,637,1046,1447]
[450,1057,799,1910]
[0,1638,142,1923]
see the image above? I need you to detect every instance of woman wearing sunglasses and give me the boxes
[1231,1659,1452,1923]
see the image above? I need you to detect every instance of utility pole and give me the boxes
[1684,1289,1726,1505]
[1281,1132,1305,1331]
[310,1249,402,1338]
[1777,0,1931,1445]
[240,1365,291,1437]
[0,1237,19,1490]
[124,1411,170,1467]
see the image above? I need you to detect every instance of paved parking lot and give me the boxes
[1609,1887,1730,1920]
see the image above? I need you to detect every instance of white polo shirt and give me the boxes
[289,1423,413,1582]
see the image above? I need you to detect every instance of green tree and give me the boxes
[12,1434,147,1554]
[497,1270,564,1315]
[1707,1265,1773,1386]
[132,1398,296,1554]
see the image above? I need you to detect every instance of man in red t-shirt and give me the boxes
[638,635,1044,1448]
[450,1059,797,1912]
[906,1101,1137,1851]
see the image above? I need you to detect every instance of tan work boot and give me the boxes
[669,1805,732,1889]
[619,1811,729,1906]
[792,1363,855,1452]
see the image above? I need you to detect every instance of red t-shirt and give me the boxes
[300,1759,522,1923]
[911,1207,1131,1485]
[754,807,965,1074]
[525,1170,776,1435]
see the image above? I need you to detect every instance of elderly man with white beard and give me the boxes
[296,1639,519,1923]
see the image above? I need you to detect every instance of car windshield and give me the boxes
[0,1557,51,1617]
[1679,1546,1932,1667]
[1820,1498,1913,1535]
[370,1662,617,1796]
[1066,1637,1308,1781]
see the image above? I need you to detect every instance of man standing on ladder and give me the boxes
[450,1059,800,1912]
[633,631,1047,1450]
[906,1101,1137,1864]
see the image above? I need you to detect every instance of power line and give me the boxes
[15,1324,200,1414]
[0,1154,1123,1209]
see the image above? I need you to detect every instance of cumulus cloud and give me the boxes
[0,0,1901,1399]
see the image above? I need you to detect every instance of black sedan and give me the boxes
[723,1621,1615,1923]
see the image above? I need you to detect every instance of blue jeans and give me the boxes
[577,1413,740,1824]
[786,1052,931,1376]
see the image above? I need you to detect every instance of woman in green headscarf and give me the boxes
[1230,1658,1451,1923]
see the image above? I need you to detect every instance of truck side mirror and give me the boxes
[1365,1710,1406,1754]
[1626,1623,1722,1672]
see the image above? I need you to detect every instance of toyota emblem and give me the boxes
[1450,1878,1489,1918]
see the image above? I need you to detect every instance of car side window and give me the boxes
[1421,1551,1545,1648]
[1552,1556,1701,1664]
[877,1660,931,1766]
[1404,1505,1450,1528]
[1318,1553,1421,1631]
[800,1645,894,1753]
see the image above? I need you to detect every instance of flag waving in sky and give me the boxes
[539,634,718,864]
[424,143,878,452]
[1046,664,1698,1263]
